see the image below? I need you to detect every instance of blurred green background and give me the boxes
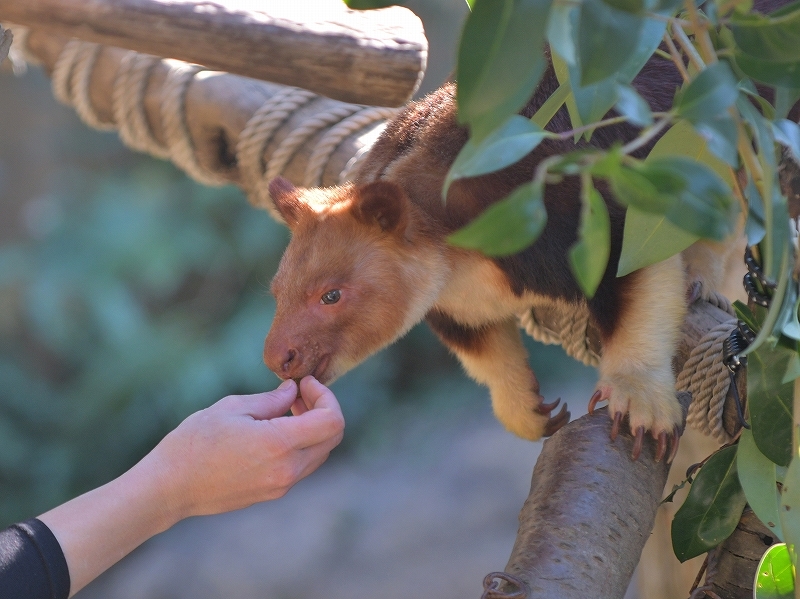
[0,0,594,529]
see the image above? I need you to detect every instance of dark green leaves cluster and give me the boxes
[354,0,800,576]
[731,1,800,88]
[671,446,747,562]
[457,0,553,140]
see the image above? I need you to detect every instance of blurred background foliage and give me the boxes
[0,0,594,528]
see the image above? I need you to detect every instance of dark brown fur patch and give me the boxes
[425,309,490,353]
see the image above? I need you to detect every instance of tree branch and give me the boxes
[488,300,746,599]
[0,0,427,107]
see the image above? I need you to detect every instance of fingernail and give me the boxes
[278,379,294,390]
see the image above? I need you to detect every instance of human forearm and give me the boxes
[36,377,344,597]
[38,453,180,597]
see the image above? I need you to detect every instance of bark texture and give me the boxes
[488,300,746,599]
[0,0,427,106]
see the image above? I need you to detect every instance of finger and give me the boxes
[232,380,298,420]
[272,399,345,450]
[290,395,309,416]
[298,376,340,413]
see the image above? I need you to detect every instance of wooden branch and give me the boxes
[489,300,743,599]
[0,0,427,107]
[703,508,777,599]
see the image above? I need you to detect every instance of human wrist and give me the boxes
[126,444,193,529]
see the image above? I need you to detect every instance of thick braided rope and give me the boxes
[679,291,738,443]
[518,305,600,367]
[304,106,400,186]
[520,290,738,441]
[113,51,170,158]
[235,87,317,220]
[51,39,82,106]
[263,104,363,184]
[46,36,396,204]
[160,60,228,187]
[70,42,116,131]
[679,320,737,443]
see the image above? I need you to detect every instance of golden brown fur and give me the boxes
[263,81,725,447]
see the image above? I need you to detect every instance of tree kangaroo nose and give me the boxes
[263,338,302,377]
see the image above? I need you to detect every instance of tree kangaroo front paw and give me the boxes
[589,374,682,462]
[491,384,571,441]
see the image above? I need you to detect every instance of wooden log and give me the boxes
[488,299,742,599]
[0,0,427,107]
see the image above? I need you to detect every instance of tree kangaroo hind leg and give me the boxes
[591,255,686,461]
[426,310,569,441]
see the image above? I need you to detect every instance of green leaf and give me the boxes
[610,157,738,240]
[780,443,800,577]
[577,0,645,85]
[738,428,784,541]
[569,183,610,297]
[615,83,654,127]
[617,208,699,276]
[776,284,800,343]
[780,295,800,342]
[693,115,739,167]
[735,52,800,89]
[748,343,795,467]
[675,62,740,124]
[731,2,800,63]
[457,0,552,139]
[443,116,550,197]
[447,182,547,255]
[755,543,796,599]
[783,352,800,383]
[547,2,577,64]
[646,120,735,186]
[776,87,800,120]
[530,80,571,129]
[567,17,666,128]
[343,0,404,7]
[741,82,778,120]
[734,299,763,332]
[671,445,747,562]
[773,119,800,163]
[745,177,767,245]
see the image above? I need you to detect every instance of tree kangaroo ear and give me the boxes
[268,176,306,226]
[354,181,409,233]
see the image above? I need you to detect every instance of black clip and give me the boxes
[744,246,776,308]
[722,321,752,430]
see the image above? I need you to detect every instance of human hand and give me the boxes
[144,376,345,521]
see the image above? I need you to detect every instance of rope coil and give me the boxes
[518,304,600,368]
[113,51,170,158]
[42,32,395,209]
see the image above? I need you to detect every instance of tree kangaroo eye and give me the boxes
[320,290,341,305]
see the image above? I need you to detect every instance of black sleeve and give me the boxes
[0,518,70,599]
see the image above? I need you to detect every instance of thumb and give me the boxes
[239,379,298,420]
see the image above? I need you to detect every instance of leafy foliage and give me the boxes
[671,445,747,562]
[375,0,800,581]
